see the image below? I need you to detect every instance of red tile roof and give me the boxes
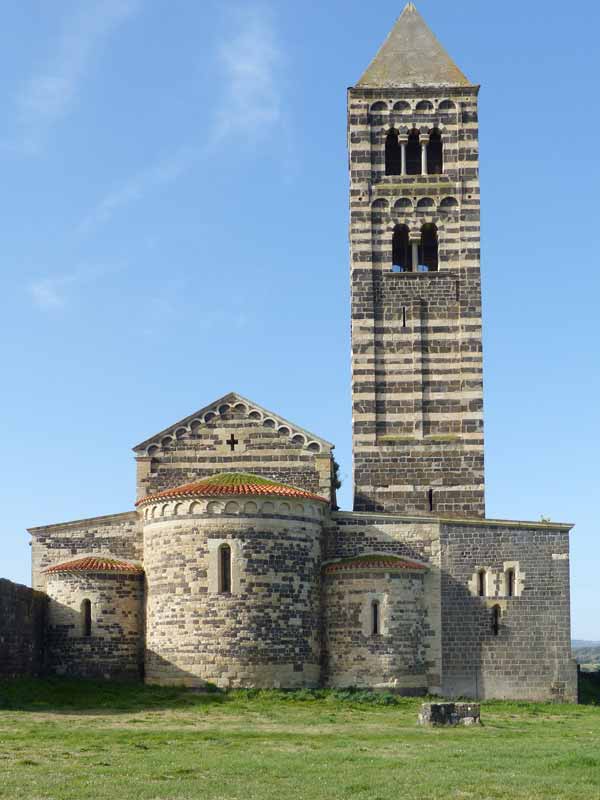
[44,556,143,575]
[136,472,328,506]
[323,555,427,574]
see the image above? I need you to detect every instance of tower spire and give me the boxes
[357,3,471,88]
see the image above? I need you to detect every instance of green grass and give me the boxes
[1,678,600,800]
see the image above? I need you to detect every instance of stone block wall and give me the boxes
[29,511,141,591]
[0,579,46,677]
[326,513,442,692]
[143,496,325,688]
[133,397,335,504]
[440,519,577,702]
[45,571,144,681]
[322,567,429,693]
[349,86,485,516]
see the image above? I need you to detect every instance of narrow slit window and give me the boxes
[81,599,92,637]
[372,600,380,635]
[477,570,486,597]
[219,544,232,593]
[491,605,501,636]
[506,569,515,598]
[427,488,434,511]
[402,306,407,328]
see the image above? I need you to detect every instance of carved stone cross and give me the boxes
[226,434,239,452]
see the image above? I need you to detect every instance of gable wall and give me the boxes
[135,406,334,503]
[29,512,141,591]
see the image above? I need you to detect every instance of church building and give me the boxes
[28,4,577,701]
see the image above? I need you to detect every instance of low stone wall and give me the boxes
[418,702,481,726]
[0,579,46,677]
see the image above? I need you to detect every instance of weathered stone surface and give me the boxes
[45,571,144,681]
[132,392,336,506]
[418,702,481,726]
[0,580,46,677]
[29,511,140,592]
[143,496,325,688]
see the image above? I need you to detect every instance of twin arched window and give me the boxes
[392,224,438,272]
[385,129,443,176]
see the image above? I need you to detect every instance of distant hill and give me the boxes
[572,640,600,668]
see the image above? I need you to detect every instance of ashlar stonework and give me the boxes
[16,5,577,701]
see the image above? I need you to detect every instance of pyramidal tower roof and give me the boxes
[357,3,471,89]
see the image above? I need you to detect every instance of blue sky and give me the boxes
[2,1,599,638]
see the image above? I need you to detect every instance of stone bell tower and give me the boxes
[349,3,485,516]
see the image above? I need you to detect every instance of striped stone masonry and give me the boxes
[349,86,485,517]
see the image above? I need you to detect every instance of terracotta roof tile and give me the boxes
[136,472,328,506]
[323,555,427,574]
[44,556,143,575]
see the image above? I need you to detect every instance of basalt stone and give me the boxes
[418,702,481,727]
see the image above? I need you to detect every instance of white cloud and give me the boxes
[18,0,140,148]
[212,5,285,144]
[78,145,203,235]
[29,277,69,310]
[28,263,121,311]
[77,4,288,234]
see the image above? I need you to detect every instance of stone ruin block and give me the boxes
[418,702,481,727]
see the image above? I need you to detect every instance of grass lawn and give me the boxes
[1,679,600,800]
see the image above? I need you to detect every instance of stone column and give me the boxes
[399,136,408,176]
[410,235,420,272]
[420,135,429,175]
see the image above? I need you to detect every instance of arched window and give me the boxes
[491,605,501,636]
[428,129,443,174]
[506,569,515,598]
[406,130,421,175]
[219,544,232,593]
[371,600,380,635]
[418,224,438,271]
[81,599,92,637]
[370,101,387,113]
[477,570,486,597]
[392,224,412,272]
[385,130,402,175]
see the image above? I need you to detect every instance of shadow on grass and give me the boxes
[0,678,415,715]
[2,675,598,715]
[0,677,226,714]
